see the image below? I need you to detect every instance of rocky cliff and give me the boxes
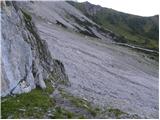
[1,1,68,96]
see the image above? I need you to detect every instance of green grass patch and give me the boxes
[59,89,100,117]
[1,88,55,119]
[44,79,54,94]
[1,80,83,119]
[1,79,55,119]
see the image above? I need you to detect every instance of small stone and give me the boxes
[19,108,26,112]
[47,113,54,117]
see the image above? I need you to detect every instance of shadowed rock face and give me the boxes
[1,1,68,96]
[1,1,159,119]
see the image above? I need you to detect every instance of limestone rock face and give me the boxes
[1,2,68,96]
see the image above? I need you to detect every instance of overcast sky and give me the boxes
[77,0,159,16]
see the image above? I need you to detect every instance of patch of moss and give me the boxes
[108,108,126,118]
[21,9,32,22]
[44,79,54,94]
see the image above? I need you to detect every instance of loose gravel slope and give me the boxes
[22,1,158,118]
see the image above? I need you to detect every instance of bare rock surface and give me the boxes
[1,2,67,97]
[1,3,35,96]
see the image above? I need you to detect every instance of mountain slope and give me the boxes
[67,1,159,51]
[20,1,158,118]
[1,1,159,119]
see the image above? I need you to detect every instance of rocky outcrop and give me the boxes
[1,1,68,96]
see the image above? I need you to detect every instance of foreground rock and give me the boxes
[1,1,68,96]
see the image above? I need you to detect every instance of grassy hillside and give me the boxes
[68,1,159,51]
